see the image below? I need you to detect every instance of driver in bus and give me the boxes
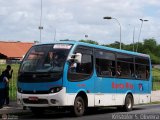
[70,62,77,72]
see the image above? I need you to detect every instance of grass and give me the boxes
[0,64,160,100]
[152,82,160,90]
[152,68,160,77]
[152,68,160,90]
[150,101,160,104]
[152,68,160,81]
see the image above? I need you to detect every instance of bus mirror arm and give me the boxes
[67,53,82,64]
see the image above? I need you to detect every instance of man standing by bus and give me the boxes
[2,65,13,106]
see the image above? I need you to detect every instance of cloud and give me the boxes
[0,0,159,44]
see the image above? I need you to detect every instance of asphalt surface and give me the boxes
[1,104,160,120]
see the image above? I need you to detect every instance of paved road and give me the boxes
[3,104,160,120]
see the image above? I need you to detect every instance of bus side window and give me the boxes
[116,53,134,79]
[146,66,150,79]
[95,50,115,77]
[68,47,93,81]
[135,64,147,79]
[130,63,134,78]
[116,65,122,76]
[135,57,150,80]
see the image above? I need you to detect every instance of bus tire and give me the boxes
[123,94,133,112]
[30,107,45,116]
[73,96,85,117]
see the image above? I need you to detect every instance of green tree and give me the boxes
[142,39,160,64]
[79,40,99,45]
[157,45,160,57]
[78,38,160,64]
[105,41,120,49]
[143,39,157,53]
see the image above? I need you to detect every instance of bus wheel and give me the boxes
[30,107,45,116]
[73,96,85,117]
[123,94,133,112]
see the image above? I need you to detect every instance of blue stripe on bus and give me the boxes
[18,76,151,94]
[64,69,151,94]
[18,79,63,91]
[65,81,151,94]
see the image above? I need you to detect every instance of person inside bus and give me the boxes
[108,64,114,76]
[44,52,59,70]
[69,52,80,73]
[51,52,65,71]
[47,52,59,67]
[102,64,112,76]
[135,71,141,79]
[146,67,149,79]
[44,52,54,68]
[117,65,122,76]
[70,62,77,73]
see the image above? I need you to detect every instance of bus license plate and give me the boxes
[28,97,38,101]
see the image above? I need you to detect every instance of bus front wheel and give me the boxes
[123,94,133,112]
[73,96,85,117]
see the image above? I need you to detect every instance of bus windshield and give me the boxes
[20,44,72,73]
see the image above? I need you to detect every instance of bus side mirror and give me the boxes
[75,53,82,63]
[68,53,82,63]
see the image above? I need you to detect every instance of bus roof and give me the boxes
[35,40,150,58]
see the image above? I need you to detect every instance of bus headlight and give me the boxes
[50,87,63,93]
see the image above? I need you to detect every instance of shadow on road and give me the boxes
[12,106,146,119]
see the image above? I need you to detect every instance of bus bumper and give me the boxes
[17,87,68,107]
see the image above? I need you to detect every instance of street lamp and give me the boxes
[54,28,57,41]
[39,0,43,43]
[132,26,135,52]
[136,19,148,52]
[103,16,122,49]
[85,34,88,40]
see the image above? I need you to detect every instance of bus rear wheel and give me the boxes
[123,94,133,112]
[73,96,85,117]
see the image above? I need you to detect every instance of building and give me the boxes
[0,41,34,64]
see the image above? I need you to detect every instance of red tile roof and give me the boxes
[0,41,34,59]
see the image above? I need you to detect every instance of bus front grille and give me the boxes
[23,98,48,104]
[21,90,49,94]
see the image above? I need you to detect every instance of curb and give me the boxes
[0,106,29,114]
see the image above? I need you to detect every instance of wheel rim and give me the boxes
[127,98,132,109]
[76,99,84,114]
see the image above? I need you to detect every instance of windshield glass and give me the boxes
[20,44,72,73]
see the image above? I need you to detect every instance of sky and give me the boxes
[0,0,160,44]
